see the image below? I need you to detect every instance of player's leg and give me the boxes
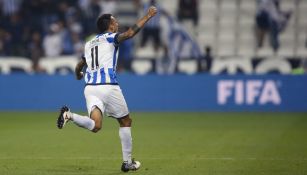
[116,115,140,172]
[57,107,103,132]
[80,85,104,132]
[57,86,103,132]
[117,115,132,163]
[104,85,140,172]
[57,106,95,131]
[89,106,103,133]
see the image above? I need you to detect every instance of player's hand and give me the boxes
[76,72,84,80]
[147,6,157,18]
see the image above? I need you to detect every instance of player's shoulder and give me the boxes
[103,32,118,39]
[85,33,118,47]
[100,32,119,44]
[96,32,117,38]
[85,34,103,47]
[94,33,117,42]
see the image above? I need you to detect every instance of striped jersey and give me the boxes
[83,33,119,85]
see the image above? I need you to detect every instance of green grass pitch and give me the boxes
[0,112,307,175]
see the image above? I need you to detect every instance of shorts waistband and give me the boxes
[85,83,119,87]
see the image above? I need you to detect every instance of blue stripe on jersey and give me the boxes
[108,68,117,84]
[92,71,97,83]
[100,68,106,83]
[106,37,114,43]
[96,34,103,38]
[113,46,118,68]
[86,71,91,82]
[85,68,117,84]
[97,33,112,39]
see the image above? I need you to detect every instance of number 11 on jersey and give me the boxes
[91,46,99,70]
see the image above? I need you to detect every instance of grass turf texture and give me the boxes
[0,112,306,175]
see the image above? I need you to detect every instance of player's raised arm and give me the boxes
[75,58,86,80]
[116,6,157,43]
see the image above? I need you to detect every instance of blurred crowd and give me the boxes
[0,0,305,74]
[0,0,115,71]
[255,0,292,52]
[0,0,200,73]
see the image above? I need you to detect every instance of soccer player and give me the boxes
[56,6,157,172]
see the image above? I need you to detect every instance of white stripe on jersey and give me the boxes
[96,69,102,84]
[84,71,89,82]
[104,68,111,84]
[88,72,94,84]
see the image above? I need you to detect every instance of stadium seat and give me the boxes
[220,0,237,10]
[278,35,295,57]
[177,60,198,74]
[239,13,254,26]
[116,0,138,26]
[180,20,196,37]
[255,57,292,74]
[39,56,78,74]
[135,44,160,60]
[118,16,136,27]
[216,29,237,57]
[238,46,256,58]
[200,14,216,27]
[296,46,307,58]
[280,0,296,10]
[294,28,307,57]
[203,0,218,9]
[211,57,253,74]
[158,0,176,16]
[256,47,275,58]
[299,0,307,9]
[296,35,307,57]
[0,57,32,74]
[217,41,236,57]
[198,33,215,50]
[131,60,152,75]
[238,35,256,58]
[299,10,307,24]
[240,0,256,11]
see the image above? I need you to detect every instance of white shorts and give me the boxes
[84,85,129,118]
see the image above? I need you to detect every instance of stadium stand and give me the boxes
[0,56,32,74]
[160,0,305,59]
[0,0,306,74]
[132,0,307,74]
[191,0,307,58]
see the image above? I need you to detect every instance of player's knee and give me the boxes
[128,118,132,126]
[123,117,132,127]
[117,115,132,127]
[92,119,102,133]
[92,125,102,133]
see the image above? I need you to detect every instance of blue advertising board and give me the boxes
[0,74,306,112]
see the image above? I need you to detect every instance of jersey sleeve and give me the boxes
[106,33,120,46]
[81,54,86,61]
[114,33,120,46]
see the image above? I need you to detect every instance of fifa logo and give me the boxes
[217,80,281,105]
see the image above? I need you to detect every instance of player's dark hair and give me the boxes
[97,14,112,33]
